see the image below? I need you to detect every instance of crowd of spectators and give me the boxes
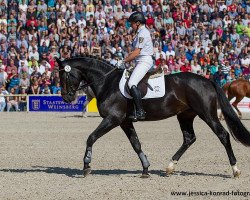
[0,0,250,111]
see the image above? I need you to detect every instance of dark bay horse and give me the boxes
[56,56,250,178]
[222,79,250,119]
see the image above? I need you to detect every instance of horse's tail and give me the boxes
[212,81,250,146]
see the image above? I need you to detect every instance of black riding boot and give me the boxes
[129,85,146,121]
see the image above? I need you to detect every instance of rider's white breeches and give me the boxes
[128,56,153,89]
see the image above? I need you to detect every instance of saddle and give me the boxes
[125,67,163,98]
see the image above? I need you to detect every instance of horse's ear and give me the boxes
[55,57,63,69]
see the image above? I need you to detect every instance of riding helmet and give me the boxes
[128,12,146,24]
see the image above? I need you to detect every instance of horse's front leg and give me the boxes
[83,116,121,177]
[120,120,150,178]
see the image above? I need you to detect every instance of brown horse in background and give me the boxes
[221,79,250,119]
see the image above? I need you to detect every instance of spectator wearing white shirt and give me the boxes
[142,0,153,13]
[29,48,40,61]
[19,0,28,13]
[18,60,28,75]
[0,86,8,112]
[154,46,166,60]
[68,13,77,26]
[78,16,86,28]
[0,64,7,87]
[96,14,106,28]
[104,2,113,14]
[165,46,175,59]
[241,55,250,68]
[39,60,51,75]
[191,60,202,74]
[95,6,106,19]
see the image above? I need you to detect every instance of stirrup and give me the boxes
[136,110,146,120]
[129,109,138,122]
[129,115,138,122]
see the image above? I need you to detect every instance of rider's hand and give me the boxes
[117,60,126,69]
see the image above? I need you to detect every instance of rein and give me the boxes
[77,66,118,91]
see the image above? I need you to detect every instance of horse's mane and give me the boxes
[68,55,117,71]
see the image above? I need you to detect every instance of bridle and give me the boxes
[58,66,80,96]
[59,63,119,95]
[65,72,79,96]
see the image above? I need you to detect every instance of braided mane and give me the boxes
[68,55,117,71]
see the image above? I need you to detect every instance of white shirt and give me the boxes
[19,4,28,12]
[133,25,154,57]
[165,50,175,59]
[78,19,86,28]
[191,64,201,74]
[29,51,40,61]
[155,51,166,60]
[39,62,51,74]
[241,58,250,66]
[0,90,8,103]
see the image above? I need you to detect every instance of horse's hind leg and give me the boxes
[232,96,244,119]
[120,120,150,178]
[166,110,197,175]
[203,116,240,177]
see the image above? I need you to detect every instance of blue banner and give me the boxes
[28,95,87,112]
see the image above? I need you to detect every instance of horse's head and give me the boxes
[56,58,82,103]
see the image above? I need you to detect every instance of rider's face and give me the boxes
[131,22,138,31]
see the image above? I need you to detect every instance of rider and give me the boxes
[124,12,154,121]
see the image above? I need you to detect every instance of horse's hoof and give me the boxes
[83,167,92,177]
[140,173,150,178]
[166,160,177,175]
[233,170,241,178]
[166,167,175,175]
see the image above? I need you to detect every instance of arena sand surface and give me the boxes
[0,112,249,200]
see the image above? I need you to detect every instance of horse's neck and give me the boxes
[81,61,118,98]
